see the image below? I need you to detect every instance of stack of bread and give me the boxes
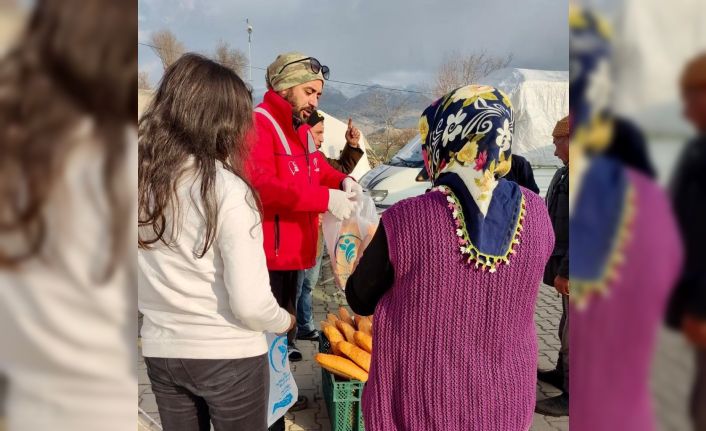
[315,306,374,382]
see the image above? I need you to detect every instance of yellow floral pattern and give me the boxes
[495,152,512,177]
[456,135,481,164]
[418,116,429,143]
[420,85,514,182]
[442,84,498,111]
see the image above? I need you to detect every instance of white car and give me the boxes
[360,135,559,210]
[359,135,427,210]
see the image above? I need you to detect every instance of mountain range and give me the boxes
[253,84,433,134]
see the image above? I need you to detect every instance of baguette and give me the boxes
[338,341,372,372]
[353,331,373,354]
[336,320,357,344]
[338,306,355,326]
[315,353,368,382]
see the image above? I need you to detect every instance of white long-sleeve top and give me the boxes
[138,160,290,359]
[0,121,136,431]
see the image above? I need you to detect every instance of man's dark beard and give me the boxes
[291,108,311,129]
[283,92,306,128]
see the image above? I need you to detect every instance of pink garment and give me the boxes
[570,170,683,430]
[363,188,554,430]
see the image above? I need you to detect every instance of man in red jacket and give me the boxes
[246,52,361,369]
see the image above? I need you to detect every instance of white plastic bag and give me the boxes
[266,333,298,427]
[322,193,379,290]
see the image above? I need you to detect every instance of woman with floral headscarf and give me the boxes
[345,85,554,430]
[567,7,682,431]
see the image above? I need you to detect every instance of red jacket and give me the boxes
[246,90,347,270]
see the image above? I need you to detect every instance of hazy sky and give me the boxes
[138,0,568,94]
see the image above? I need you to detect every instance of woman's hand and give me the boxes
[277,313,296,335]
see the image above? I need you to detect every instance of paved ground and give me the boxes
[138,258,695,431]
[651,328,694,431]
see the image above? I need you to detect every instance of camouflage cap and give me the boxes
[266,52,324,91]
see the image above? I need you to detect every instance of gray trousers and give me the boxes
[556,294,570,394]
[145,355,269,431]
[693,350,706,430]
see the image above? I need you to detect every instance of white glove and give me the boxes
[328,189,356,221]
[342,177,363,197]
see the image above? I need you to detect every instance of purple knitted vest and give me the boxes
[362,188,554,431]
[570,171,682,431]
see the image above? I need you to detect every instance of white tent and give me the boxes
[480,68,569,167]
[611,0,706,137]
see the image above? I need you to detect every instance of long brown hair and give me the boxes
[0,0,136,270]
[138,53,257,257]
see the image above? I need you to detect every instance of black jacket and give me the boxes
[543,165,569,285]
[666,135,706,327]
[604,117,657,179]
[325,143,364,174]
[504,154,540,194]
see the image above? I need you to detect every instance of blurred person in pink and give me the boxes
[666,51,706,430]
[568,7,683,430]
[0,1,136,430]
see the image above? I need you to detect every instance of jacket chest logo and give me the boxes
[313,158,320,173]
[288,161,300,176]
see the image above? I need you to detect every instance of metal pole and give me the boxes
[246,19,253,84]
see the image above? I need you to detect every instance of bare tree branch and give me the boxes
[364,91,417,164]
[138,70,151,90]
[213,40,247,78]
[149,29,185,70]
[433,51,512,98]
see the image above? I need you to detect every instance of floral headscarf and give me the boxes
[420,85,514,183]
[569,7,635,308]
[570,6,614,151]
[420,85,525,273]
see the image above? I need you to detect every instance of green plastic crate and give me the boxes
[319,333,366,431]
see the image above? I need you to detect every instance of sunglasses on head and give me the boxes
[278,57,330,80]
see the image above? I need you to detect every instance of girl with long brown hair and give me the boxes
[0,0,136,430]
[138,53,294,431]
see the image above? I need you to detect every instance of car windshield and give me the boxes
[388,135,424,168]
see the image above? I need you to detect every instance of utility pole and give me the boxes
[246,18,253,84]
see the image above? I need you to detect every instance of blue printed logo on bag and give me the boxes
[266,333,298,426]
